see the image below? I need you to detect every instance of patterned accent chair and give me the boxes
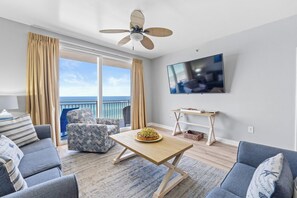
[66,108,120,153]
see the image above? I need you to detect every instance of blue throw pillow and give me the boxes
[246,153,293,198]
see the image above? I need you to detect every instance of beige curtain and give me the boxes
[26,32,60,146]
[131,59,147,129]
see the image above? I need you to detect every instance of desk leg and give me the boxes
[153,152,188,198]
[206,115,216,146]
[172,112,182,136]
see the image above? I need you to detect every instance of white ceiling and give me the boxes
[0,0,297,59]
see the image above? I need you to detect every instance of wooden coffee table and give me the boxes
[110,130,193,198]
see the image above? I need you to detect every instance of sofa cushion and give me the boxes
[25,167,62,187]
[221,162,255,197]
[0,156,27,196]
[19,147,61,178]
[20,138,53,155]
[206,187,241,198]
[0,135,24,166]
[0,115,39,147]
[246,153,293,198]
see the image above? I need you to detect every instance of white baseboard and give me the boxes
[214,137,239,147]
[147,122,172,131]
[147,122,239,147]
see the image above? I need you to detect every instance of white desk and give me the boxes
[171,109,218,146]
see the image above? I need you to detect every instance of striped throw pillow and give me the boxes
[0,115,39,147]
[0,156,28,196]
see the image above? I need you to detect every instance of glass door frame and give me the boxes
[97,56,103,118]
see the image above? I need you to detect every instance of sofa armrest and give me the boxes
[3,175,78,198]
[34,125,52,139]
[237,141,297,175]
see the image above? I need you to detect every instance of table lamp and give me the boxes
[0,95,18,119]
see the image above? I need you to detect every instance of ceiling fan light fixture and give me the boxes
[100,10,172,50]
[130,33,143,42]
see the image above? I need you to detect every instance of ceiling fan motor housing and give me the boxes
[130,25,144,41]
[130,32,144,41]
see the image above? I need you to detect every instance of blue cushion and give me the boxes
[25,167,62,187]
[206,187,241,198]
[221,162,256,197]
[20,138,53,155]
[19,147,61,178]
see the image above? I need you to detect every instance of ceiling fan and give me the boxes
[99,10,173,50]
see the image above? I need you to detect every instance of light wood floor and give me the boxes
[57,127,238,171]
[153,127,238,171]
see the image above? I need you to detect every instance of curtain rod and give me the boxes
[60,45,132,64]
[60,40,133,63]
[30,25,136,62]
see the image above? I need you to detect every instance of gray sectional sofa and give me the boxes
[206,141,297,198]
[4,125,78,198]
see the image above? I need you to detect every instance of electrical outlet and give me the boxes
[248,126,254,134]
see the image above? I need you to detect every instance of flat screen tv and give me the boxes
[167,54,225,94]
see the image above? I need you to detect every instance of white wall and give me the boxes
[0,18,29,96]
[151,15,297,150]
[0,18,152,122]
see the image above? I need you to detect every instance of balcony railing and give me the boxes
[59,100,130,119]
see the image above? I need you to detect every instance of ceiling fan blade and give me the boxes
[99,29,130,33]
[118,35,131,46]
[130,10,145,28]
[141,36,154,50]
[144,27,173,37]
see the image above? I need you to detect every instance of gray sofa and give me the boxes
[3,125,78,198]
[206,141,297,198]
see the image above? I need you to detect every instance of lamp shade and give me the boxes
[0,96,18,110]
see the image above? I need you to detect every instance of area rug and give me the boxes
[61,144,226,198]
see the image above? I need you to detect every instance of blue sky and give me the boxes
[59,58,131,97]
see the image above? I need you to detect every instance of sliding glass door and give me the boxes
[59,49,131,142]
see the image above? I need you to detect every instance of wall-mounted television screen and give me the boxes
[167,54,225,94]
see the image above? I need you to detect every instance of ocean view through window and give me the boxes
[59,96,131,119]
[59,50,131,140]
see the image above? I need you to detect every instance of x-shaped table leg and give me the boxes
[206,115,216,146]
[153,152,188,198]
[172,112,182,135]
[113,148,137,164]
